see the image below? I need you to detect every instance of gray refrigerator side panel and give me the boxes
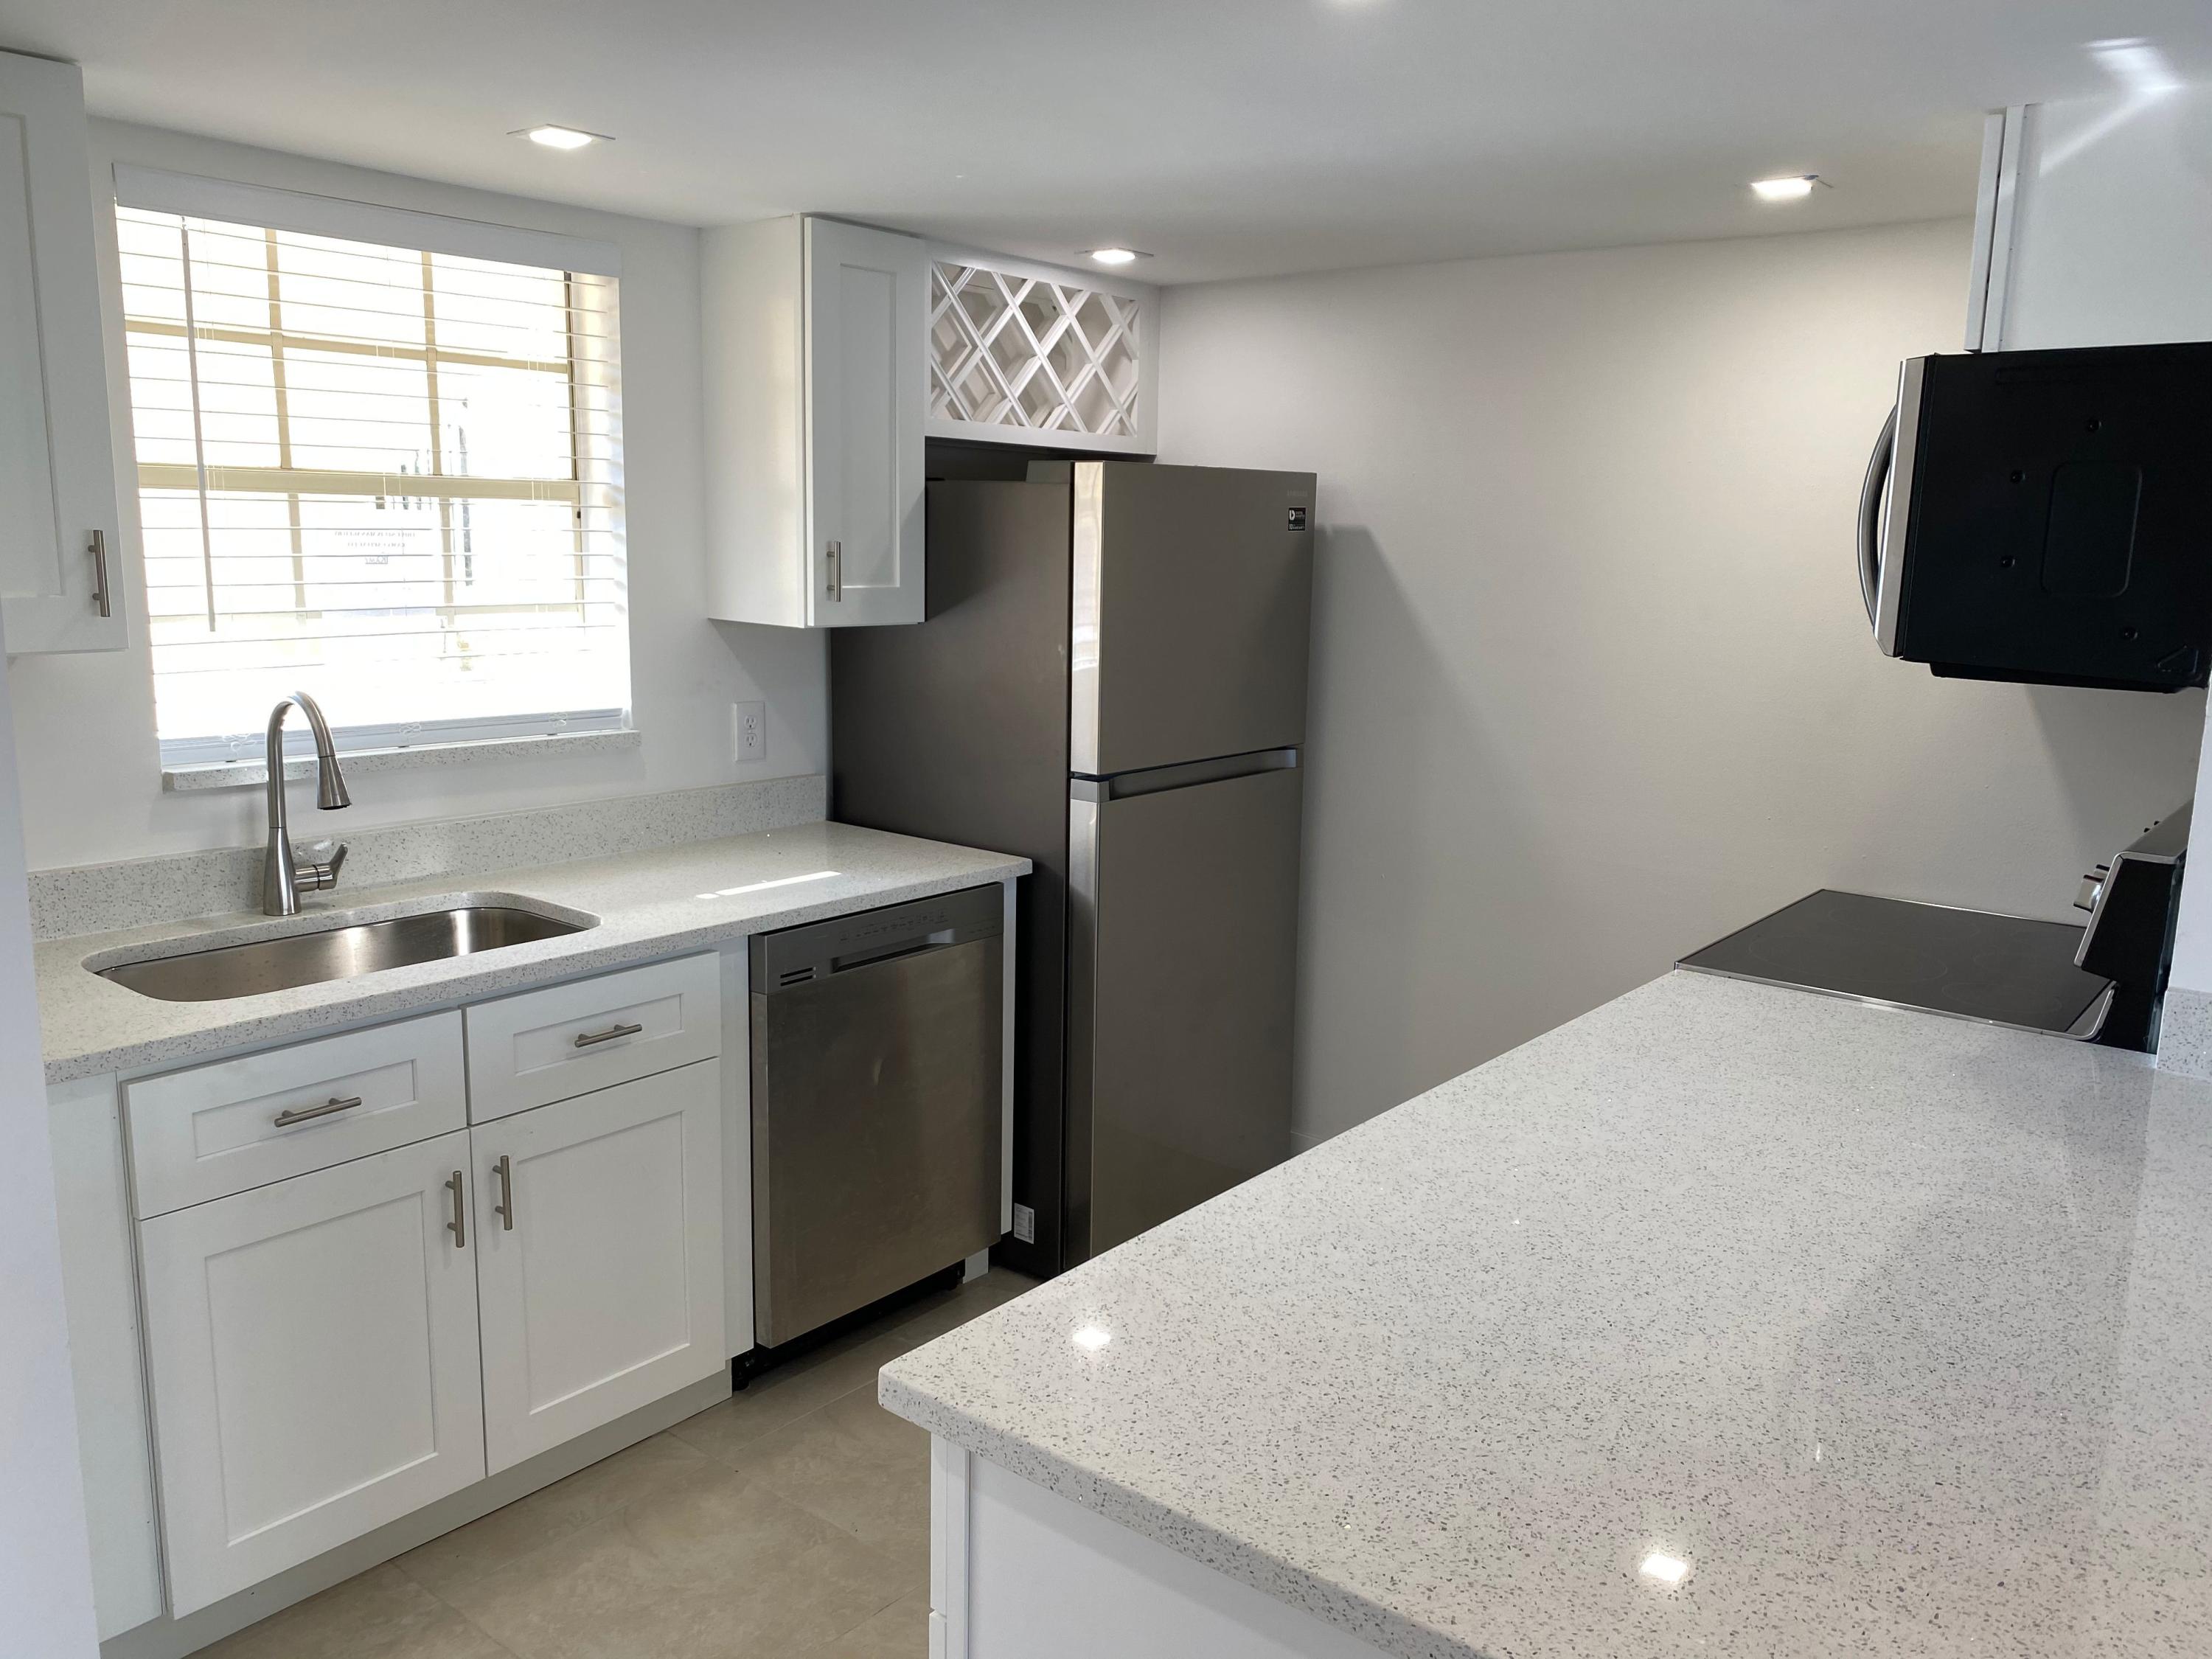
[1073,462,1316,777]
[1066,762,1304,1263]
[830,479,1074,1275]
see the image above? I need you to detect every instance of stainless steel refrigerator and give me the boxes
[832,459,1315,1275]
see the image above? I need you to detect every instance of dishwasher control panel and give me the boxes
[749,884,1004,991]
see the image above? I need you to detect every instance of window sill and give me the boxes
[162,728,643,793]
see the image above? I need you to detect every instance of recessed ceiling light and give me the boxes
[1750,175,1818,201]
[1083,247,1149,267]
[515,125,608,151]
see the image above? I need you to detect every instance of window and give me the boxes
[114,173,629,766]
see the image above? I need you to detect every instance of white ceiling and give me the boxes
[4,0,2209,284]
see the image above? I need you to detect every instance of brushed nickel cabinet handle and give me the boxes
[493,1153,515,1231]
[88,530,112,619]
[272,1094,364,1128]
[825,540,841,602]
[446,1170,467,1248]
[573,1020,644,1048]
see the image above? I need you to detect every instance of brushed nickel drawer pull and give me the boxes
[272,1094,364,1128]
[573,1020,644,1048]
[493,1153,515,1231]
[447,1170,466,1248]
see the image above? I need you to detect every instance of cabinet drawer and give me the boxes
[465,953,721,1123]
[126,1013,466,1218]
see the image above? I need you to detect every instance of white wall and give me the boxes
[1160,218,2205,1142]
[4,122,827,873]
[0,627,101,1654]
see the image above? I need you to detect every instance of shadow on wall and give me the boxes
[1295,525,1552,1141]
[1291,531,2209,1150]
[2027,684,2207,849]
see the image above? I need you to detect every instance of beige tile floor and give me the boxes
[201,1269,1037,1659]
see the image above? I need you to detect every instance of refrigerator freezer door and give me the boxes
[1070,462,1315,776]
[1065,756,1301,1262]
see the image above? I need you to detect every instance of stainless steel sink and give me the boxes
[97,905,590,1002]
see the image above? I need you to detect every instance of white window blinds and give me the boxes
[114,175,630,765]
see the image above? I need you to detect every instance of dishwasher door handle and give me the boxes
[829,928,957,975]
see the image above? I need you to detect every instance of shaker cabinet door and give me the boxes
[474,1060,724,1473]
[0,50,123,654]
[804,216,926,627]
[138,1132,486,1615]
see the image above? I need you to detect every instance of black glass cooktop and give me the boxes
[1678,889,2113,1035]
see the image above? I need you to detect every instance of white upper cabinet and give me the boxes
[703,215,927,628]
[0,51,123,654]
[1971,95,2212,352]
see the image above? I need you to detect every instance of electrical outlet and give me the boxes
[1012,1203,1036,1245]
[733,700,766,762]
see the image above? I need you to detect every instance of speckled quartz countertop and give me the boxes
[38,821,1027,1084]
[881,970,2212,1659]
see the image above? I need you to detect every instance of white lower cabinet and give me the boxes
[475,1060,725,1472]
[108,959,732,1634]
[138,1130,487,1617]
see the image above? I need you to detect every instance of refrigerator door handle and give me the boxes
[1076,747,1299,803]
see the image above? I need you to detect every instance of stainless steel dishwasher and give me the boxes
[749,886,1003,1349]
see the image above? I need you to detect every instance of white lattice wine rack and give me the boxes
[927,257,1152,451]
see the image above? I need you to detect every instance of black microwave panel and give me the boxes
[1893,342,2212,692]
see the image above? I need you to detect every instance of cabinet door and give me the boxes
[0,51,122,654]
[138,1131,485,1616]
[476,1060,724,1473]
[804,217,925,627]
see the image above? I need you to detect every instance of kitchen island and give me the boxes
[880,970,2212,1658]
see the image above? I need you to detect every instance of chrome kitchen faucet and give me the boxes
[260,692,352,917]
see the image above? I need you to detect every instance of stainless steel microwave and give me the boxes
[1858,341,2212,692]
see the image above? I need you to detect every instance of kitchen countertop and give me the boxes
[37,821,1028,1084]
[880,970,2212,1659]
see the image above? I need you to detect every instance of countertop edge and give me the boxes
[877,1370,1477,1659]
[44,849,1029,1085]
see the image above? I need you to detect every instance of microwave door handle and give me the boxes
[1857,406,1896,632]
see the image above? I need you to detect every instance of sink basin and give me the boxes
[97,905,591,1002]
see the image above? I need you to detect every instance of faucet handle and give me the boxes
[298,840,349,894]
